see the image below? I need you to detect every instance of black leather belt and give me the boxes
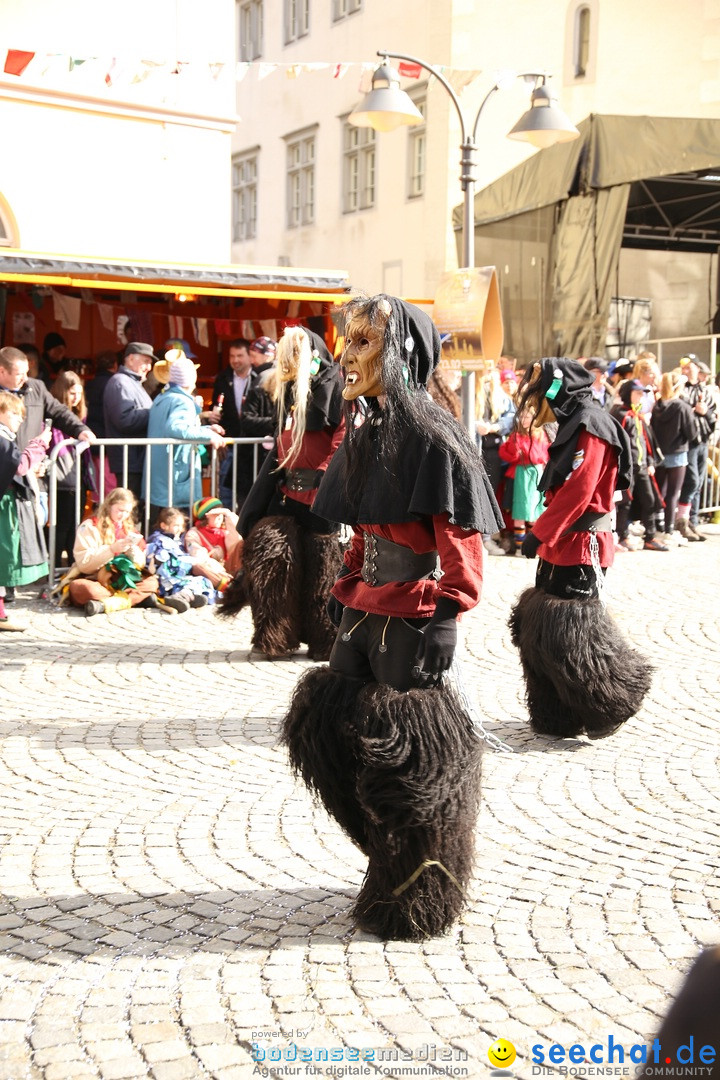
[361,533,442,587]
[567,511,613,533]
[285,468,318,492]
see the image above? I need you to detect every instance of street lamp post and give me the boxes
[349,50,579,434]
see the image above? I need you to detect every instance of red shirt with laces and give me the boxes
[531,428,618,568]
[277,420,346,507]
[331,514,484,619]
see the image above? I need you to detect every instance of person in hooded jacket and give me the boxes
[279,295,503,942]
[218,325,345,661]
[509,358,653,741]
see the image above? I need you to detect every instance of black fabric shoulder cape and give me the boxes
[535,358,633,492]
[314,424,504,533]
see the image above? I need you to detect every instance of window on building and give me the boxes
[286,129,316,227]
[332,0,362,21]
[407,95,426,199]
[342,122,376,213]
[232,151,258,241]
[284,0,309,43]
[574,5,591,77]
[237,0,263,61]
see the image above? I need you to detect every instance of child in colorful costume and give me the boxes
[498,405,551,552]
[219,326,345,661]
[509,358,653,739]
[184,497,243,593]
[145,507,214,610]
[282,295,503,940]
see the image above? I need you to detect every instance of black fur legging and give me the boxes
[656,464,686,533]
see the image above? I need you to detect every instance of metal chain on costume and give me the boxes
[449,654,514,753]
[588,530,608,608]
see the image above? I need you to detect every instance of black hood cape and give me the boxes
[314,421,503,532]
[313,294,503,532]
[282,329,343,432]
[533,358,632,493]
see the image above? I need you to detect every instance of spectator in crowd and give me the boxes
[427,366,462,420]
[650,371,696,545]
[84,351,118,439]
[583,357,614,411]
[62,487,172,616]
[0,390,51,630]
[146,351,225,524]
[632,351,661,419]
[211,338,258,510]
[184,497,242,592]
[0,346,93,453]
[248,336,277,374]
[42,332,69,380]
[18,344,51,387]
[498,405,551,553]
[611,379,667,551]
[676,357,717,541]
[475,363,516,555]
[49,371,91,565]
[608,358,634,393]
[103,342,156,501]
[144,506,213,610]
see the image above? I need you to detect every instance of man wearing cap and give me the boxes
[583,357,613,411]
[103,342,157,502]
[146,351,225,523]
[248,336,277,374]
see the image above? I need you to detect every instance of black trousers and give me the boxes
[616,472,657,540]
[329,607,430,692]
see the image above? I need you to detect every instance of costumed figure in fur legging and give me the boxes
[282,295,504,941]
[218,326,345,660]
[509,358,653,739]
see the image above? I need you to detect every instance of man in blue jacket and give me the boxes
[103,342,156,501]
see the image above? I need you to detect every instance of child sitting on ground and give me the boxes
[0,391,51,631]
[184,497,243,592]
[145,507,214,610]
[62,487,176,615]
[498,405,551,553]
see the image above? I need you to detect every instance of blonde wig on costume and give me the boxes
[274,326,314,469]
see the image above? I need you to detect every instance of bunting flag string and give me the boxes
[3,48,482,93]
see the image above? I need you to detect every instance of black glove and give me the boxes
[414,596,459,687]
[521,531,542,559]
[327,565,351,628]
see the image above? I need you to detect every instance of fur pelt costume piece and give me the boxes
[282,667,482,941]
[217,325,344,660]
[281,295,498,941]
[509,586,653,738]
[509,358,652,739]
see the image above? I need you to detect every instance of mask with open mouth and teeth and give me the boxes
[340,298,391,400]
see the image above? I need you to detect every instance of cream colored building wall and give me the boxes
[0,0,236,264]
[232,0,720,337]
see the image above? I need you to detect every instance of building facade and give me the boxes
[231,0,720,348]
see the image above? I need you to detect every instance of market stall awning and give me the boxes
[0,250,352,303]
[451,115,720,359]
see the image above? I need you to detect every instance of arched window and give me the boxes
[575,5,591,77]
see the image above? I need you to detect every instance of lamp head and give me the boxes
[507,80,579,148]
[348,61,424,133]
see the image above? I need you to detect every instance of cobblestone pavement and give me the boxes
[1,531,719,1080]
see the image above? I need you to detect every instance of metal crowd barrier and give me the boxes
[45,435,266,583]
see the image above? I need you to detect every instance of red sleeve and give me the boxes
[532,430,608,547]
[343,527,364,574]
[317,418,346,474]
[433,513,484,611]
[498,435,522,464]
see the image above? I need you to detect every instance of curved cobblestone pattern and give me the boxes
[0,535,718,1079]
